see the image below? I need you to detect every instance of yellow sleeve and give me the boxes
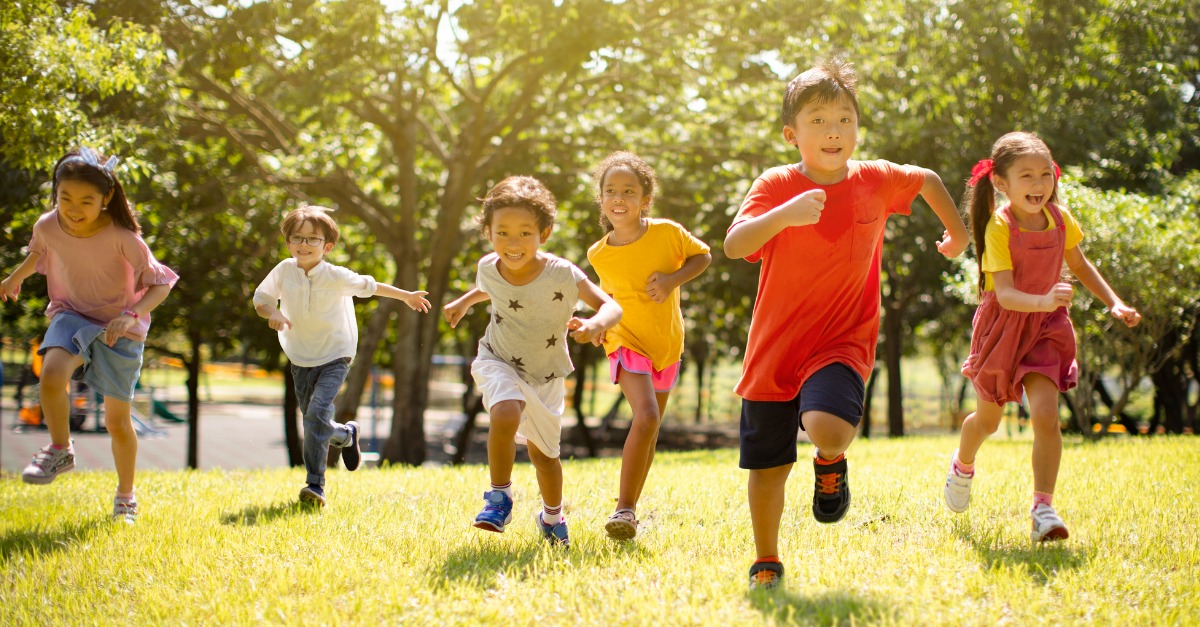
[980,213,1013,274]
[1060,207,1084,249]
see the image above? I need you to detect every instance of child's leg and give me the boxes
[615,369,669,511]
[486,400,523,486]
[957,397,1006,465]
[748,464,793,558]
[38,348,85,447]
[526,441,563,511]
[298,360,352,487]
[104,396,137,494]
[1023,374,1062,496]
[799,410,856,460]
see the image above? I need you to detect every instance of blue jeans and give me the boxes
[292,358,353,486]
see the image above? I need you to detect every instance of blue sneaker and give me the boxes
[534,510,569,547]
[341,421,362,471]
[473,490,513,532]
[299,483,326,507]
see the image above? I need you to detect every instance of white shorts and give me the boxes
[471,358,566,458]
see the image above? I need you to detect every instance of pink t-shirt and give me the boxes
[29,211,179,342]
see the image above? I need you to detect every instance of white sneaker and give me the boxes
[113,494,138,524]
[1031,503,1070,542]
[944,457,973,513]
[22,442,76,484]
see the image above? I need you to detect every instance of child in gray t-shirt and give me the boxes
[444,176,621,548]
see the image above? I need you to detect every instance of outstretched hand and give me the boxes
[405,290,431,313]
[567,317,605,346]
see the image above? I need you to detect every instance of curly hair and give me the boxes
[476,176,557,233]
[591,151,658,233]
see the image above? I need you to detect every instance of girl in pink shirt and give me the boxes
[1,147,178,523]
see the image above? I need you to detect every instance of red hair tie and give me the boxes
[968,159,994,187]
[1053,162,1062,179]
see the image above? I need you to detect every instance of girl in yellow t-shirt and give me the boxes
[586,151,712,540]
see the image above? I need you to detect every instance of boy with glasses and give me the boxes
[253,204,431,507]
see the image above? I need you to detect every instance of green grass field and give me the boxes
[2,435,1197,625]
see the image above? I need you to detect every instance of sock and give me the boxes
[542,502,563,525]
[814,451,845,465]
[116,489,135,501]
[492,482,513,500]
[755,555,781,564]
[50,443,68,451]
[952,453,975,476]
[1033,492,1053,510]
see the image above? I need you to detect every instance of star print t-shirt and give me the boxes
[475,252,587,386]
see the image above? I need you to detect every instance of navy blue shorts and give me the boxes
[739,363,865,470]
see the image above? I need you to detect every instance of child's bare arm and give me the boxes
[1065,246,1141,327]
[917,169,969,258]
[992,271,1073,313]
[104,283,173,346]
[724,190,826,259]
[646,252,712,303]
[0,252,41,301]
[570,279,622,345]
[443,287,490,329]
[374,282,431,313]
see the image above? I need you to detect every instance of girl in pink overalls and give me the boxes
[942,132,1141,541]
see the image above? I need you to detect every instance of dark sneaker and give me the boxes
[534,511,569,547]
[341,421,362,471]
[812,454,850,523]
[473,490,514,532]
[748,561,784,590]
[299,483,326,507]
[22,442,76,485]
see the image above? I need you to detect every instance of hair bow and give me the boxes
[968,159,993,187]
[57,146,120,177]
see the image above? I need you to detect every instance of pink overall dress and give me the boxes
[961,203,1079,405]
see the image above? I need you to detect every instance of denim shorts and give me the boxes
[40,311,145,402]
[739,362,864,469]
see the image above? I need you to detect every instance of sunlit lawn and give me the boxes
[2,435,1196,625]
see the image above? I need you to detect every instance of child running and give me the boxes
[253,205,430,508]
[585,151,711,540]
[443,175,621,548]
[724,58,969,589]
[1,147,179,523]
[945,131,1141,541]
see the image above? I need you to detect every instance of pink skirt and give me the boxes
[961,295,1078,405]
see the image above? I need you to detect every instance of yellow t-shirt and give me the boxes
[587,218,710,371]
[981,204,1084,291]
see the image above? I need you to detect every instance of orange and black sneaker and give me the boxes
[748,560,784,591]
[812,452,850,523]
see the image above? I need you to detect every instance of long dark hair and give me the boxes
[963,131,1057,294]
[51,148,141,234]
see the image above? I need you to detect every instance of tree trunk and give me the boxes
[186,329,202,469]
[329,299,401,469]
[282,362,303,466]
[883,303,905,437]
[861,366,879,438]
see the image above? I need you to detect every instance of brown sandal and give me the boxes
[605,508,638,540]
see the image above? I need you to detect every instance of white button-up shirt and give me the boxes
[253,259,377,367]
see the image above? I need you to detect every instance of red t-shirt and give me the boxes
[730,160,925,401]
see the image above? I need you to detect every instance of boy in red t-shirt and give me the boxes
[725,58,969,590]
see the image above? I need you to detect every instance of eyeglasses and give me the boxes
[287,236,326,246]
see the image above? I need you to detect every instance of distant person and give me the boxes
[1,147,179,523]
[724,58,969,589]
[945,132,1141,541]
[253,205,431,508]
[443,176,621,548]
[585,151,711,540]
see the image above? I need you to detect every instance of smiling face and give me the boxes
[486,206,551,279]
[783,95,859,184]
[286,219,334,271]
[993,154,1057,218]
[55,179,113,236]
[600,166,651,233]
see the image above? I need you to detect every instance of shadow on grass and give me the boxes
[220,501,319,526]
[749,588,890,625]
[435,538,547,588]
[0,518,108,562]
[953,519,1089,585]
